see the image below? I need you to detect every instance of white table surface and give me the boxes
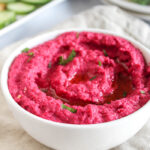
[0,0,149,49]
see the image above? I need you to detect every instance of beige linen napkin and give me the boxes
[1,5,150,150]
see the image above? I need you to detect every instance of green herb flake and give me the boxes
[48,62,51,68]
[90,76,97,81]
[76,32,79,38]
[22,48,30,53]
[27,57,32,62]
[59,49,76,65]
[98,61,102,66]
[28,52,34,56]
[123,91,127,97]
[27,52,34,62]
[59,56,64,65]
[62,104,77,113]
[103,49,108,56]
[140,90,145,94]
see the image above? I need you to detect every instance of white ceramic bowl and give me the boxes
[1,29,150,150]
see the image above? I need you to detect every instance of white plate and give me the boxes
[107,0,150,14]
[101,0,150,21]
[0,0,66,37]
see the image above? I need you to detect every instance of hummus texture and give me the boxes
[8,32,150,124]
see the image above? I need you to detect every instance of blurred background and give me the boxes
[0,0,150,49]
[0,0,101,49]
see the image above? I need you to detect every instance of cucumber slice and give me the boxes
[0,0,16,3]
[0,11,16,29]
[21,0,51,5]
[7,2,36,14]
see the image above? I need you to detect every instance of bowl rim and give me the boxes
[1,28,150,129]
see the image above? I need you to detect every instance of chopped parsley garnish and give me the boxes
[98,61,102,66]
[27,57,32,62]
[90,76,97,81]
[62,104,77,113]
[27,52,34,62]
[123,91,127,97]
[140,90,145,94]
[103,49,108,56]
[22,48,30,53]
[76,32,79,38]
[59,50,76,65]
[48,62,51,68]
[28,52,34,56]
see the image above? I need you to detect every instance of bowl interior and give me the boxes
[1,28,150,128]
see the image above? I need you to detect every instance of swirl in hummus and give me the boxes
[8,32,150,124]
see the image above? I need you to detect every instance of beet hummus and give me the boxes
[8,32,150,124]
